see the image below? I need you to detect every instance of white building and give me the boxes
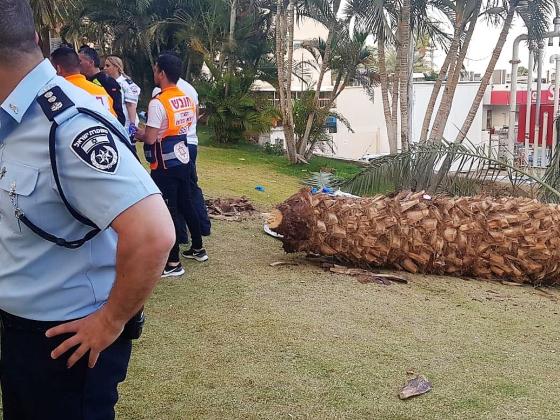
[255,18,486,160]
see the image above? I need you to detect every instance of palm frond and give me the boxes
[540,133,560,202]
[342,140,560,202]
[303,171,343,189]
[516,0,555,43]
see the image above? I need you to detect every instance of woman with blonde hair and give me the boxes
[104,55,141,137]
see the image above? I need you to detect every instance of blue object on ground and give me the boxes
[311,187,319,194]
[322,187,334,194]
[255,185,265,192]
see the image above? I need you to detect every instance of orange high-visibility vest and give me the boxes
[145,86,196,170]
[65,74,116,117]
[158,86,196,137]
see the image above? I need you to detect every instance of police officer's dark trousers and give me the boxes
[0,310,132,420]
[187,144,211,236]
[151,162,203,262]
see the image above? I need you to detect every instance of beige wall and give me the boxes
[412,82,485,145]
[328,86,389,159]
[295,18,328,40]
[488,105,510,129]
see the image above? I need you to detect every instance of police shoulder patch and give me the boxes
[71,126,120,174]
[37,86,74,122]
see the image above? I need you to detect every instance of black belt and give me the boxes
[0,309,145,339]
[0,310,75,333]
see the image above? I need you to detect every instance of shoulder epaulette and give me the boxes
[37,86,75,122]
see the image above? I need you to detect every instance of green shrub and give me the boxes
[263,142,285,156]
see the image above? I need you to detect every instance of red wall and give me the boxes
[491,89,554,106]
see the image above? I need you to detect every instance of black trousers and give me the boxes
[151,163,203,263]
[0,310,132,420]
[187,144,211,236]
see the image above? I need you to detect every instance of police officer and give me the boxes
[0,1,175,418]
[153,75,212,239]
[51,46,118,118]
[104,55,141,138]
[136,52,208,277]
[78,45,127,126]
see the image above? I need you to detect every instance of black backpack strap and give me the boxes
[48,121,99,229]
[21,88,138,249]
[16,211,99,249]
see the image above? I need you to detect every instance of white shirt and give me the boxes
[152,78,198,145]
[116,75,140,128]
[145,99,168,140]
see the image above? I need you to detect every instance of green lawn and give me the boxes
[115,139,560,419]
[138,126,363,208]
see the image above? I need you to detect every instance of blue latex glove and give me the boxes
[128,123,138,138]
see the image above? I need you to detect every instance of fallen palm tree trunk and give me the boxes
[268,189,560,286]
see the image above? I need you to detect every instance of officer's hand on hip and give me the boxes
[45,307,125,369]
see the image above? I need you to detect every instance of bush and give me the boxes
[198,74,279,144]
[263,142,285,155]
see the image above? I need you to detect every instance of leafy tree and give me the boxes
[518,65,529,76]
[292,91,353,157]
[30,0,78,57]
[347,0,451,153]
[197,73,278,143]
[297,29,373,159]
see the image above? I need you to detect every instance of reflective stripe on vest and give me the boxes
[144,135,189,170]
[144,86,195,170]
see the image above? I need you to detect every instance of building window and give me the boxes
[486,109,493,130]
[325,116,337,133]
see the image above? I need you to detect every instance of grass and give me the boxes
[136,126,363,208]
[118,218,560,419]
[197,126,364,186]
[116,138,560,419]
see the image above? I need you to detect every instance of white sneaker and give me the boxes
[161,263,185,278]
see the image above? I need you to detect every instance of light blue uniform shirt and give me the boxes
[0,60,160,321]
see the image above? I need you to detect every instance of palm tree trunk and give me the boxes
[398,0,411,151]
[39,27,51,58]
[298,28,336,156]
[270,189,560,285]
[392,27,402,151]
[455,4,516,144]
[225,0,237,97]
[185,54,192,81]
[142,36,155,68]
[429,3,481,143]
[378,33,397,153]
[428,4,517,194]
[418,29,461,144]
[275,0,297,163]
[391,73,400,150]
[285,0,297,158]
